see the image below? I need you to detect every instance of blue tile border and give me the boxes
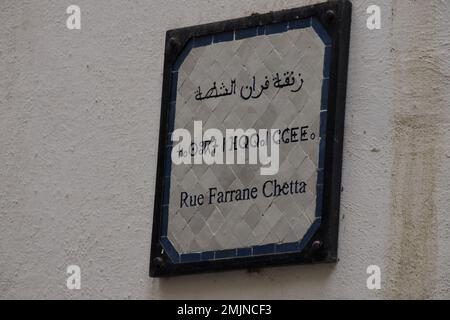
[235,27,258,40]
[275,242,299,253]
[180,253,202,263]
[237,247,252,257]
[324,46,332,79]
[257,26,266,36]
[161,17,331,264]
[215,249,237,260]
[161,205,169,237]
[289,18,311,30]
[162,176,171,205]
[213,31,234,43]
[321,79,329,109]
[315,185,324,218]
[317,168,325,185]
[266,22,288,35]
[253,243,275,256]
[320,111,328,137]
[298,218,321,252]
[161,237,180,263]
[172,40,193,72]
[201,251,215,261]
[168,102,176,133]
[169,72,178,103]
[193,35,213,48]
[319,138,327,170]
[163,147,173,177]
[312,17,332,46]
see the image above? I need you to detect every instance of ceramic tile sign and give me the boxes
[151,1,352,277]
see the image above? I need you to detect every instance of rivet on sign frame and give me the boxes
[325,10,336,23]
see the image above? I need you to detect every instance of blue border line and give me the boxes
[162,18,332,264]
[237,247,252,257]
[275,242,299,253]
[253,243,276,256]
[180,253,202,263]
[312,17,332,46]
[201,251,215,261]
[161,237,180,263]
[235,27,258,40]
[213,31,234,43]
[173,40,193,72]
[215,249,237,260]
[266,22,288,35]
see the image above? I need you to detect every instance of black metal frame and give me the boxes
[150,0,352,277]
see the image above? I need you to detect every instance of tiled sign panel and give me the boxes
[162,18,331,263]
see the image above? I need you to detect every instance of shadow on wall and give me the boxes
[156,263,336,299]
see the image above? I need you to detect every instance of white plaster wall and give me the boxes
[0,0,449,299]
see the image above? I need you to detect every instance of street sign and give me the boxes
[151,0,352,277]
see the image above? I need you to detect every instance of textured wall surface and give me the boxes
[0,0,449,299]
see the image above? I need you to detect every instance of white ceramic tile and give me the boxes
[167,26,326,254]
